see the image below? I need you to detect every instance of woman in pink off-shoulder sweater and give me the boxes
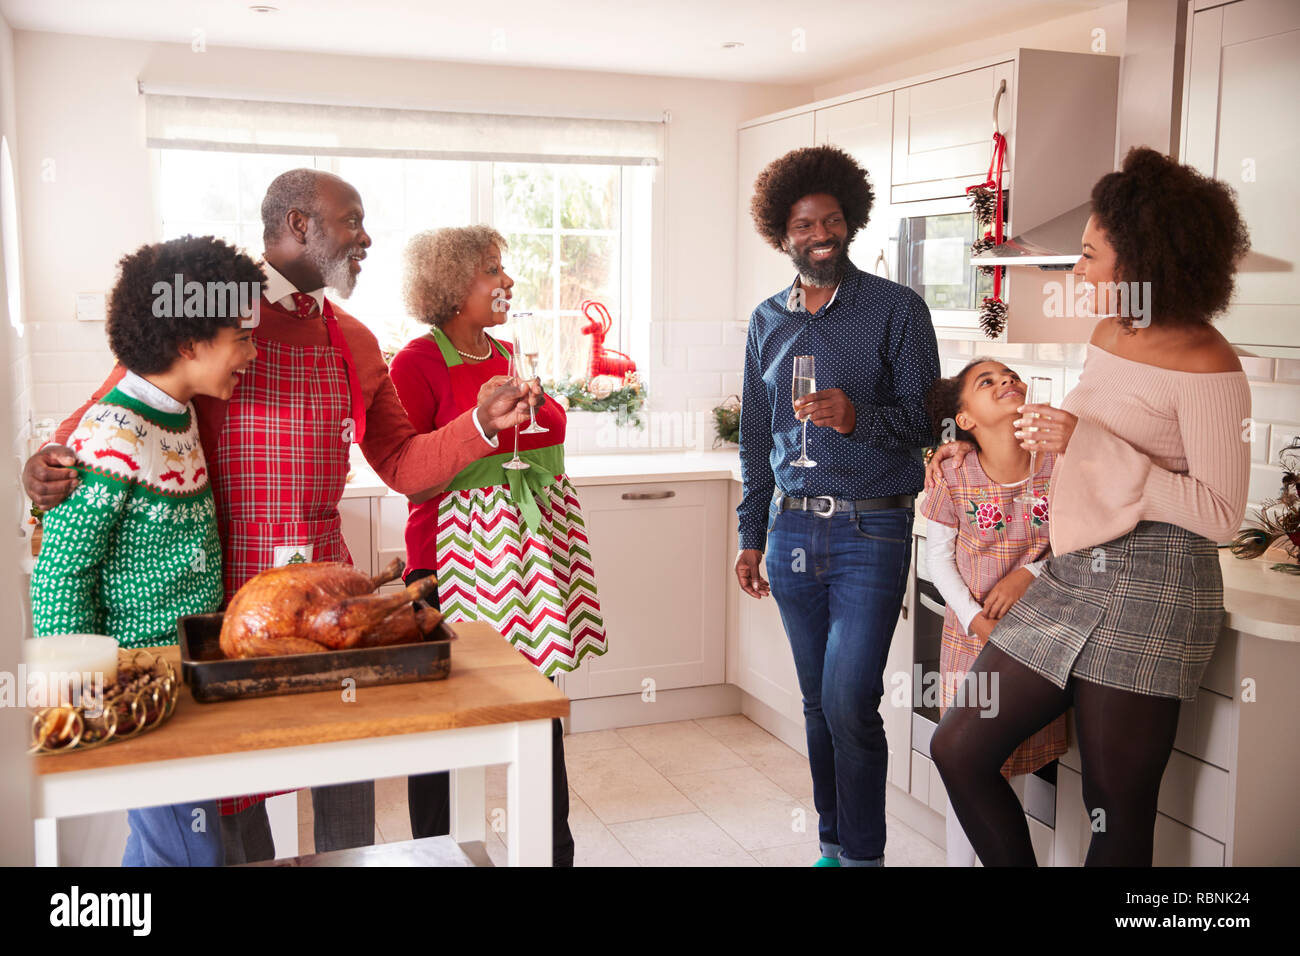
[925,147,1251,866]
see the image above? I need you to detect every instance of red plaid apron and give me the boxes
[215,295,357,815]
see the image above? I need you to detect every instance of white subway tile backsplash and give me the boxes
[722,322,749,347]
[32,384,59,418]
[1248,462,1288,506]
[685,344,743,373]
[1275,359,1300,383]
[56,321,112,352]
[976,342,1033,359]
[1237,355,1275,381]
[1267,425,1299,466]
[941,356,968,377]
[721,371,743,398]
[1247,383,1300,423]
[32,353,75,386]
[652,370,723,399]
[57,382,101,416]
[1248,423,1270,464]
[665,322,721,348]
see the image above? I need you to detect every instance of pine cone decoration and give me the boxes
[979,296,1007,338]
[968,185,997,224]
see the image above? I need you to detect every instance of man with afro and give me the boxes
[734,144,940,866]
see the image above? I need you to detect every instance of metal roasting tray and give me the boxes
[177,613,454,703]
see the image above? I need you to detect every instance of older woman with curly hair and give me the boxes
[925,147,1252,866]
[388,226,606,867]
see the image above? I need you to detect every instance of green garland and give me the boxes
[712,400,740,446]
[546,378,647,429]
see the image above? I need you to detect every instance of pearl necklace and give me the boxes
[454,342,493,361]
[435,330,493,362]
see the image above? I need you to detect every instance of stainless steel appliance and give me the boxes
[894,196,1004,334]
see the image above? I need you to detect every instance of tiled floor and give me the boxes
[297,715,944,866]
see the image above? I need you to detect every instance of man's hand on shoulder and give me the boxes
[24,445,79,511]
[793,388,856,435]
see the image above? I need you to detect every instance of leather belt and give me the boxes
[774,491,914,517]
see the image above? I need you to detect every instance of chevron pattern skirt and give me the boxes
[434,475,607,676]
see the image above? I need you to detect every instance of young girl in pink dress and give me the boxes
[921,358,1067,866]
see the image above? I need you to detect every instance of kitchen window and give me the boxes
[157,149,652,381]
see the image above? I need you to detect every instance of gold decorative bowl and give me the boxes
[28,649,180,755]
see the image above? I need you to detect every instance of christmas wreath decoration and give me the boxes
[546,373,647,429]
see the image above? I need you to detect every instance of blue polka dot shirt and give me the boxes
[737,261,941,551]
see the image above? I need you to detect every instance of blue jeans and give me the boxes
[764,498,913,864]
[123,801,224,867]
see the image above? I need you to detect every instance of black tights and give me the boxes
[930,643,1181,866]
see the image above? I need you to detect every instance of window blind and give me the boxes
[143,93,665,166]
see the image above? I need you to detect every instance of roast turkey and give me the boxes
[219,557,448,659]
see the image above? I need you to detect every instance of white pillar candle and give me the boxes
[24,635,119,708]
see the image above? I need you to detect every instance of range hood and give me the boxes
[970,201,1089,270]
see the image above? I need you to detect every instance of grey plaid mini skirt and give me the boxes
[988,521,1224,701]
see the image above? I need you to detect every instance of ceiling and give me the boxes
[0,0,1115,84]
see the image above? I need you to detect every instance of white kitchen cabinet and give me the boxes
[338,496,373,577]
[1154,812,1227,867]
[890,62,1014,201]
[882,542,917,791]
[814,93,895,282]
[1182,0,1300,354]
[561,479,728,699]
[733,559,804,725]
[735,111,815,320]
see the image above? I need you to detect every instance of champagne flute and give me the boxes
[790,355,817,468]
[1014,376,1053,505]
[501,323,531,471]
[514,314,549,435]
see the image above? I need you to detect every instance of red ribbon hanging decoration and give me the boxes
[965,131,1009,336]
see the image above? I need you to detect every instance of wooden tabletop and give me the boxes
[33,622,569,775]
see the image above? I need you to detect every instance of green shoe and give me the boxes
[812,855,841,867]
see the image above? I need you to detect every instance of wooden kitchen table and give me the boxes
[31,622,569,867]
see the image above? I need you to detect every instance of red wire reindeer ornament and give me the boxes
[580,300,637,380]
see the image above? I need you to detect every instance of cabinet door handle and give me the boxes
[919,593,946,617]
[621,490,676,501]
[874,248,890,280]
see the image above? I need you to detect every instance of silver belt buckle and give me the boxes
[813,495,836,518]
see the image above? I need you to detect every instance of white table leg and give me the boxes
[34,818,58,867]
[506,719,552,867]
[450,766,486,844]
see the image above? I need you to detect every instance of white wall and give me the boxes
[0,5,34,865]
[13,31,810,433]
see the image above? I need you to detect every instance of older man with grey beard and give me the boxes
[23,168,539,863]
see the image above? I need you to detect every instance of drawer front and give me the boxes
[927,760,947,815]
[1154,812,1225,867]
[911,751,933,806]
[1158,750,1230,843]
[1173,688,1236,771]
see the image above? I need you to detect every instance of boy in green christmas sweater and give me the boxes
[31,235,262,866]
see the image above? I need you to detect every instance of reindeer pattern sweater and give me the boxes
[31,382,223,648]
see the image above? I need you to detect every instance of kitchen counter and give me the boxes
[913,504,1299,643]
[344,448,743,497]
